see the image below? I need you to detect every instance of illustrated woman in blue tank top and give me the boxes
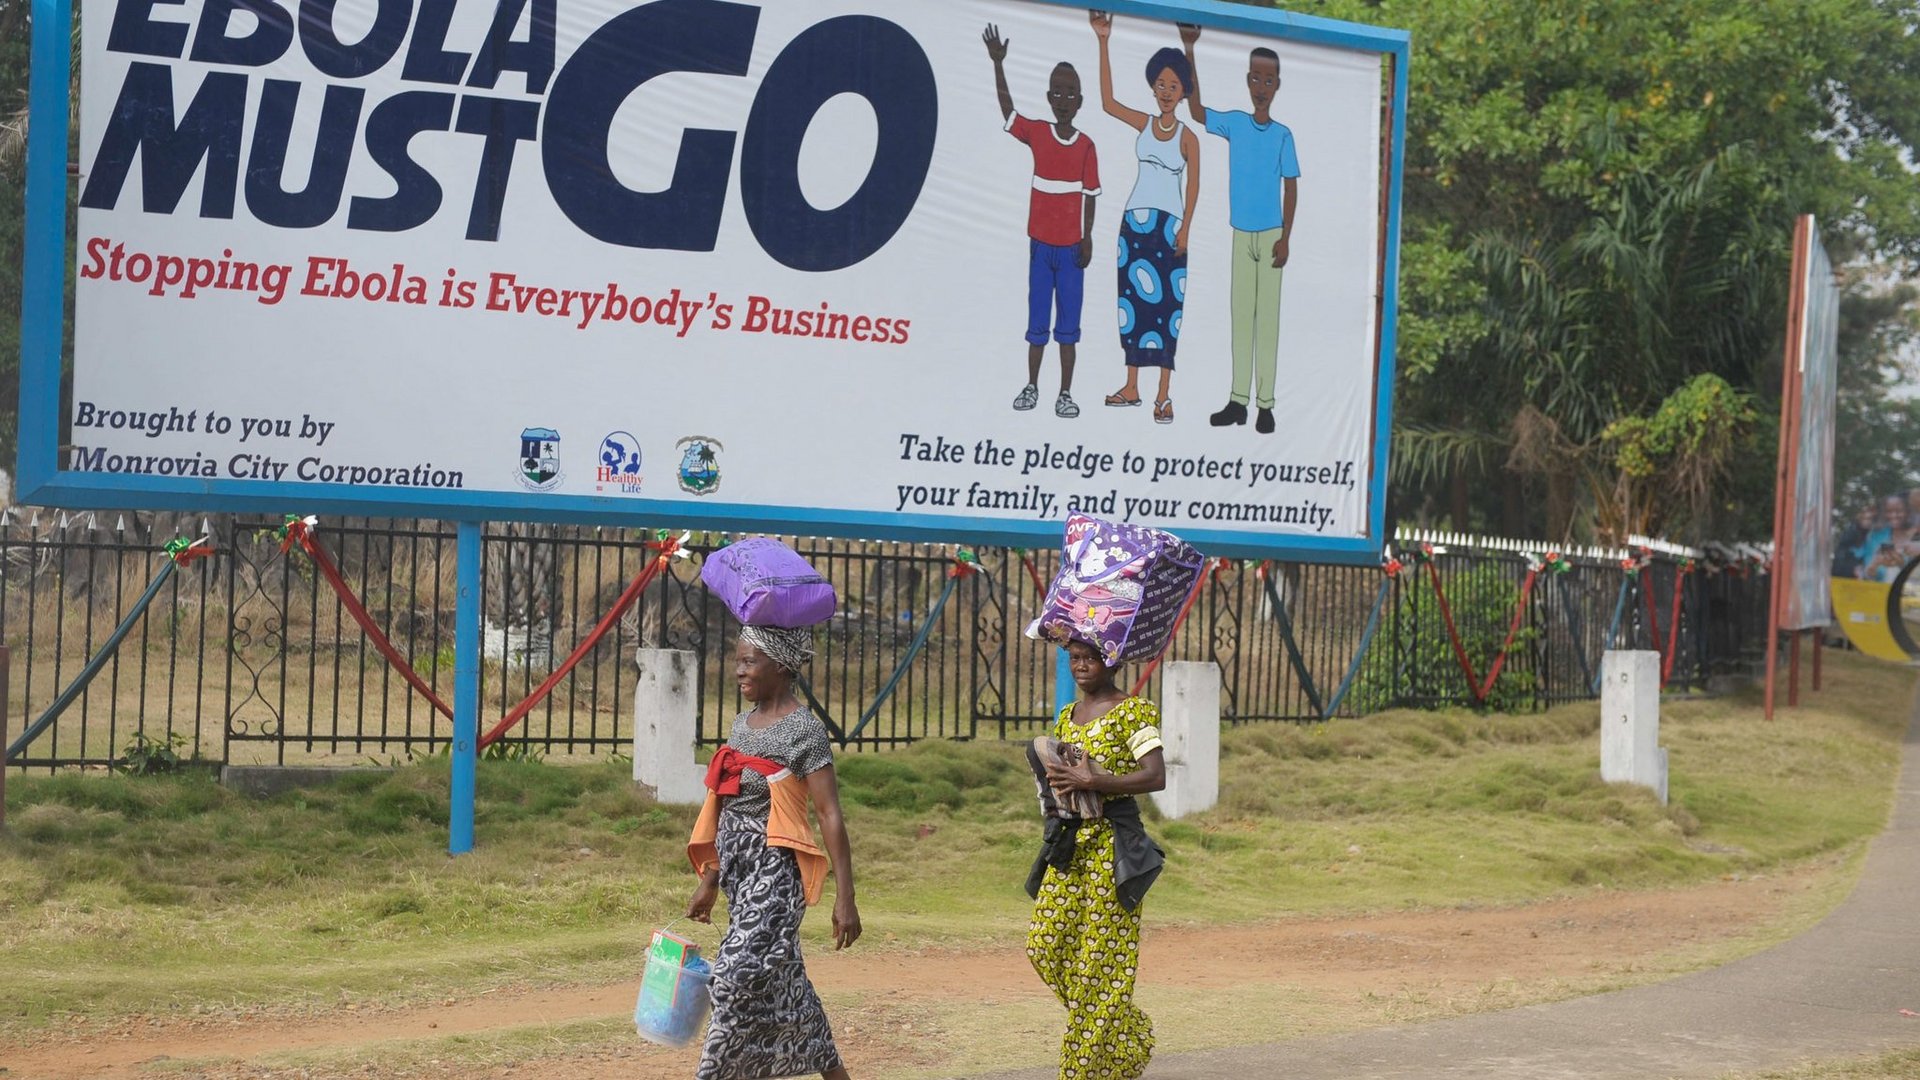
[1091,10,1201,426]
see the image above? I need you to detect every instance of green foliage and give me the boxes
[1599,373,1758,536]
[1605,375,1756,480]
[1832,279,1920,521]
[111,731,191,776]
[480,739,546,764]
[412,643,458,680]
[1349,565,1539,713]
[835,737,1028,813]
[1276,0,1920,537]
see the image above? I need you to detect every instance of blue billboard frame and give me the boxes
[19,0,1410,565]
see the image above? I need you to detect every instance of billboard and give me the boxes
[23,0,1408,561]
[1769,215,1839,631]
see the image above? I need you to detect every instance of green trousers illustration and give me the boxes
[1229,226,1286,409]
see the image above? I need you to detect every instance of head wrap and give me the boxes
[740,625,814,674]
[1145,47,1191,94]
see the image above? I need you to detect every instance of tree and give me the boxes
[1291,0,1920,540]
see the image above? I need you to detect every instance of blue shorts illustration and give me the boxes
[1027,240,1085,346]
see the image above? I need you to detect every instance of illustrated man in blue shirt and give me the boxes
[1182,25,1300,435]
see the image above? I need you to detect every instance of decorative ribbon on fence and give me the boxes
[1416,544,1563,707]
[1240,561,1324,716]
[1473,552,1566,703]
[1413,546,1480,703]
[479,531,689,748]
[1639,551,1662,668]
[1557,574,1595,692]
[1630,549,1692,689]
[279,515,455,721]
[1320,569,1394,719]
[280,517,695,748]
[5,536,213,762]
[1591,564,1638,693]
[1128,559,1223,697]
[1660,559,1694,687]
[844,553,982,742]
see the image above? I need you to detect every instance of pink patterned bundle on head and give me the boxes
[1026,514,1206,666]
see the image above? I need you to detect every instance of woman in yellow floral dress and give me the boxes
[1025,637,1167,1080]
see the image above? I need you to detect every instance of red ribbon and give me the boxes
[479,534,681,748]
[293,521,455,720]
[704,746,788,796]
[285,520,688,743]
[1636,560,1692,688]
[1423,558,1541,707]
[166,539,216,566]
[1475,567,1541,702]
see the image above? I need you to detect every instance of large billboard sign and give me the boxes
[22,0,1408,560]
[1775,215,1840,630]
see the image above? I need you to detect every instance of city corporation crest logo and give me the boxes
[516,427,563,491]
[596,431,643,495]
[676,436,722,496]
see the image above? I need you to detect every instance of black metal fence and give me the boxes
[0,512,1773,770]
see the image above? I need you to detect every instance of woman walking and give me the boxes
[687,626,861,1080]
[1092,10,1201,425]
[1026,637,1167,1080]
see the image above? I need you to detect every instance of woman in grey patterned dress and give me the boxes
[687,625,860,1080]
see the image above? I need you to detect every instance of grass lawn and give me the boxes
[1,651,1912,1050]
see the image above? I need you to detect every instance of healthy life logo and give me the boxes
[597,431,643,494]
[676,437,722,495]
[517,427,562,491]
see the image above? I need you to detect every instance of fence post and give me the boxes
[449,522,481,855]
[633,649,706,805]
[0,645,9,831]
[1152,661,1220,819]
[1600,650,1667,804]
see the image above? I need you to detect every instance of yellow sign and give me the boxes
[1829,577,1913,662]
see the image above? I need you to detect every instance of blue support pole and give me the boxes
[1054,647,1076,721]
[18,0,73,494]
[449,521,481,855]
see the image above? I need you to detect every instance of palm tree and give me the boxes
[1395,149,1786,541]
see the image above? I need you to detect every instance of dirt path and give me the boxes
[0,868,1826,1079]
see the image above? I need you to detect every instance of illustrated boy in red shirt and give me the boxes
[985,24,1101,419]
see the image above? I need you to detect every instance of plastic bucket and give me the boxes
[634,953,712,1047]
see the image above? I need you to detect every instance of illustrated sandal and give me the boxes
[1154,398,1174,424]
[1105,391,1143,407]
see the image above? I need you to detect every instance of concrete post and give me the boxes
[634,648,707,805]
[1151,661,1221,819]
[1600,650,1668,805]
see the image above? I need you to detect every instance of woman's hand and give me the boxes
[1090,10,1112,39]
[1045,753,1099,794]
[832,895,863,950]
[1175,223,1191,256]
[686,872,719,923]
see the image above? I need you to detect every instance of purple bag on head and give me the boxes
[1026,515,1206,666]
[699,537,837,628]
